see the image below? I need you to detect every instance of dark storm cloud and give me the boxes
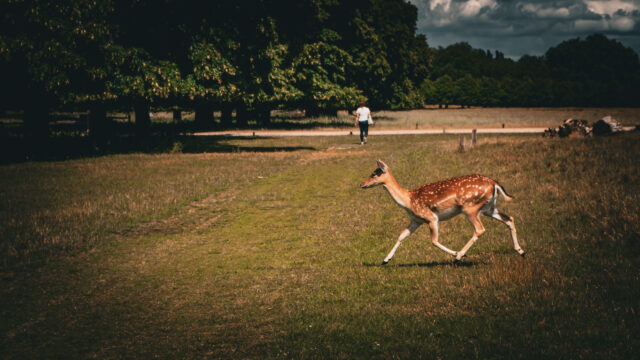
[407,0,640,58]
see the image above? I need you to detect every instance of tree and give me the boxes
[293,30,361,116]
[433,75,454,108]
[454,75,478,108]
[420,79,436,106]
[0,0,116,141]
[545,34,640,106]
[477,77,504,107]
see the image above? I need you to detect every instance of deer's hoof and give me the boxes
[381,260,389,266]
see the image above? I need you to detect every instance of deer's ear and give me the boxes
[376,160,388,173]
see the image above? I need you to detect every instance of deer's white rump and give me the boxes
[360,160,524,264]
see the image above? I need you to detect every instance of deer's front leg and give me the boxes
[428,221,458,257]
[382,221,420,265]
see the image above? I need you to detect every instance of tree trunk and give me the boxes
[134,102,151,137]
[194,104,213,130]
[23,105,49,143]
[88,103,110,143]
[257,107,270,127]
[236,105,248,128]
[172,110,182,122]
[220,105,232,128]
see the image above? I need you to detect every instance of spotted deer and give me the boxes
[361,160,524,264]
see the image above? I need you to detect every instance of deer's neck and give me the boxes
[383,174,412,210]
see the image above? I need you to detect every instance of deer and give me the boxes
[360,160,524,264]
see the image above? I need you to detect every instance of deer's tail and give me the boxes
[495,182,514,202]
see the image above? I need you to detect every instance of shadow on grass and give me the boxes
[362,260,475,267]
[0,134,315,164]
[0,117,356,164]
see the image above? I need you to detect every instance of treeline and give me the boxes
[0,0,428,138]
[424,34,640,108]
[2,1,640,142]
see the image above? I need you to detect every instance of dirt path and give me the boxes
[192,127,548,137]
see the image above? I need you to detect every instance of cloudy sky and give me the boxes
[407,0,640,58]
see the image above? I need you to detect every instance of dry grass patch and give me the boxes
[373,107,640,129]
[1,132,639,359]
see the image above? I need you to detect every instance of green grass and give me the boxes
[142,107,640,130]
[372,107,640,129]
[1,132,639,359]
[262,107,640,130]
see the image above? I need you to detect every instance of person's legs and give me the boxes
[359,122,368,144]
[363,122,368,144]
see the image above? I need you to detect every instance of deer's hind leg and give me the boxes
[483,207,525,256]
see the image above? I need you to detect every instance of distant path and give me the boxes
[192,127,548,137]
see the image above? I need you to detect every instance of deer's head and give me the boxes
[360,160,391,188]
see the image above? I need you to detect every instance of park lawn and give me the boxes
[1,132,639,359]
[260,107,640,130]
[371,107,640,129]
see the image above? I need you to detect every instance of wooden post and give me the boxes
[173,110,182,122]
[458,136,466,152]
[471,129,477,148]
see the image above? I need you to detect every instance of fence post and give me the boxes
[471,129,477,148]
[458,136,466,152]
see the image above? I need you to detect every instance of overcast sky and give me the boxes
[407,0,640,58]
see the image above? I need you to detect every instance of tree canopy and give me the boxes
[1,0,639,140]
[424,34,640,108]
[0,0,433,136]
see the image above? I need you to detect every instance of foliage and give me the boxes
[0,0,115,108]
[293,30,361,113]
[3,0,640,140]
[426,35,640,107]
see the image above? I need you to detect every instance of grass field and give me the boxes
[1,131,639,358]
[137,107,640,130]
[372,107,640,129]
[262,107,640,130]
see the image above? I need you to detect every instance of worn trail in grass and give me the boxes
[2,133,639,358]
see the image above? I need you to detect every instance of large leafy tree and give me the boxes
[293,30,361,116]
[326,0,430,109]
[0,0,116,140]
[545,34,640,106]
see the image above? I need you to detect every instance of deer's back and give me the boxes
[410,174,497,210]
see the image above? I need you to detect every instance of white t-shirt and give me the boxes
[356,106,371,122]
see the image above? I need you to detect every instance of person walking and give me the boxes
[355,100,372,145]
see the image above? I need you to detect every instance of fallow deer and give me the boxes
[361,160,524,264]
